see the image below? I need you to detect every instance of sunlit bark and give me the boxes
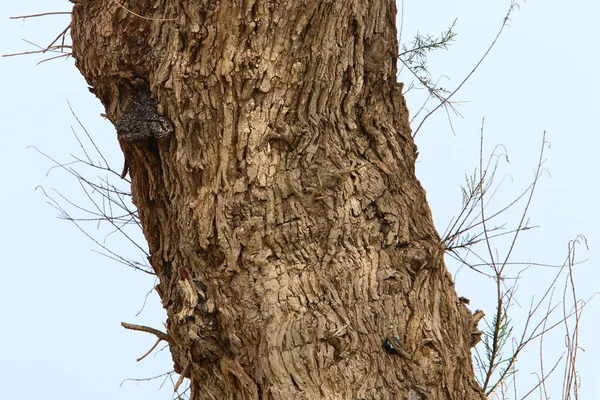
[71,1,484,398]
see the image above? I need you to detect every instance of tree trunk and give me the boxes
[71,1,484,398]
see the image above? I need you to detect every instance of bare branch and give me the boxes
[412,1,519,137]
[10,11,70,19]
[121,322,173,344]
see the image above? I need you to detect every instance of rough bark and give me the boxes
[71,1,484,399]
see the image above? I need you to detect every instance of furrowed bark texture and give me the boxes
[71,1,484,399]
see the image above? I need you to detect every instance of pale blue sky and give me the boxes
[1,1,598,399]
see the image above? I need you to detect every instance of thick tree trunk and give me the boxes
[71,1,484,398]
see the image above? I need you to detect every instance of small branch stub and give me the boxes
[121,321,173,344]
[470,310,485,348]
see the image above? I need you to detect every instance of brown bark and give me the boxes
[71,1,484,399]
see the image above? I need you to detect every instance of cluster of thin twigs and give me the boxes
[399,0,521,138]
[3,1,176,65]
[33,105,189,397]
[440,123,588,399]
[3,12,71,65]
[120,370,190,400]
[399,2,589,394]
[33,104,152,275]
[6,6,183,399]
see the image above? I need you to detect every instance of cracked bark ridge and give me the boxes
[116,87,174,142]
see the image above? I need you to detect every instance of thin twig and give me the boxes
[120,371,174,387]
[111,0,177,21]
[10,12,71,19]
[43,24,71,53]
[173,363,190,393]
[136,338,162,362]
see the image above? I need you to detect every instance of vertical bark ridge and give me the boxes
[71,1,484,398]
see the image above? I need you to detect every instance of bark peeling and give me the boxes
[71,1,484,399]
